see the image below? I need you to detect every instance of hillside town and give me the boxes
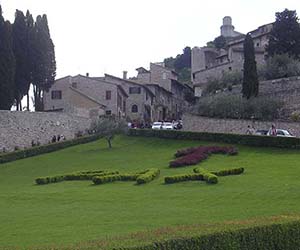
[2,2,300,250]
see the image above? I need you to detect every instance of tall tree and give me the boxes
[32,14,56,111]
[0,5,15,110]
[267,9,300,59]
[25,10,34,110]
[242,33,259,99]
[12,10,29,111]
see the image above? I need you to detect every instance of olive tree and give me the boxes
[91,115,128,149]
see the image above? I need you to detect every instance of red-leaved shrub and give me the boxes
[170,146,238,168]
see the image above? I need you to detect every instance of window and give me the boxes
[72,82,77,88]
[131,104,138,113]
[256,43,260,47]
[106,90,111,100]
[51,90,62,99]
[162,72,167,80]
[105,110,112,115]
[129,87,141,94]
[123,100,126,112]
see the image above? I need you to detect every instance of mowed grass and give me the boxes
[1,135,300,249]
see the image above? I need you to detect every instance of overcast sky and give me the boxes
[1,0,299,79]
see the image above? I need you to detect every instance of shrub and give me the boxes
[63,171,119,181]
[193,167,218,184]
[164,173,204,184]
[170,146,237,168]
[35,175,64,185]
[204,71,243,95]
[174,147,197,158]
[35,170,119,185]
[129,128,300,149]
[210,167,245,176]
[92,174,122,185]
[121,220,300,250]
[136,168,160,184]
[192,94,283,121]
[0,134,101,164]
[258,53,300,80]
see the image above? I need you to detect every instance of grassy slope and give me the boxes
[0,135,300,249]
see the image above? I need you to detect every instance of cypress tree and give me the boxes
[12,10,28,111]
[0,5,15,110]
[25,10,34,111]
[32,14,56,111]
[242,33,259,99]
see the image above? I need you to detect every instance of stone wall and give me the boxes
[219,76,300,114]
[0,111,92,152]
[183,113,300,137]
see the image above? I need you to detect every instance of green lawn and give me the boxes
[1,135,300,249]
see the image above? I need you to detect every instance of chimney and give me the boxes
[86,72,89,77]
[123,71,128,80]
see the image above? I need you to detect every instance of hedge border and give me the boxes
[0,134,101,164]
[129,129,300,149]
[122,220,300,250]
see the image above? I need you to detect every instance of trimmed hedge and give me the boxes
[35,170,119,185]
[211,167,245,176]
[122,220,300,250]
[193,167,218,184]
[0,134,101,164]
[91,173,142,185]
[136,168,160,184]
[92,169,160,185]
[164,173,204,184]
[170,146,237,168]
[129,128,300,149]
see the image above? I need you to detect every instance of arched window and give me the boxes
[131,105,138,113]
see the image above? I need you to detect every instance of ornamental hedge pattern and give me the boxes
[165,167,245,185]
[36,169,160,186]
[170,145,238,168]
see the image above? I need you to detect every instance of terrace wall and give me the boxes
[183,113,300,137]
[0,110,92,152]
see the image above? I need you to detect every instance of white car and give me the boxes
[151,122,162,130]
[151,122,174,130]
[267,129,295,137]
[162,122,174,130]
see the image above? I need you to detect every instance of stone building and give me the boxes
[132,62,191,120]
[102,73,155,123]
[192,16,273,96]
[44,63,192,123]
[43,74,128,118]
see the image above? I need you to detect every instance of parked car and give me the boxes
[151,122,162,130]
[267,129,295,137]
[254,129,268,136]
[162,122,174,130]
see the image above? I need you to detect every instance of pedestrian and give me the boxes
[270,124,277,136]
[246,125,253,135]
[51,135,57,143]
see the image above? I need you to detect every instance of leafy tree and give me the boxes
[31,14,56,111]
[242,33,259,99]
[0,5,15,110]
[164,47,192,84]
[12,10,29,111]
[91,116,128,149]
[267,9,300,59]
[213,36,227,49]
